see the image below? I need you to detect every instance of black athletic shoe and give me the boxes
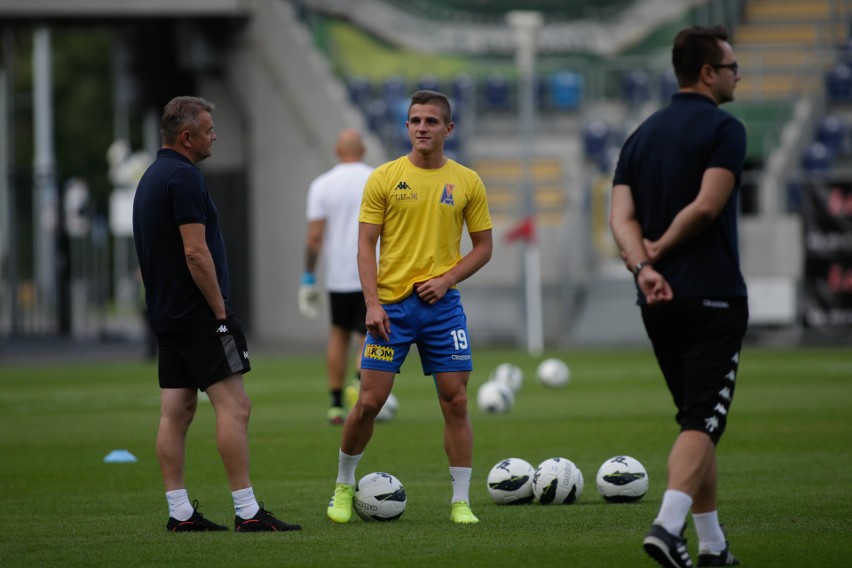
[235,503,302,532]
[643,524,694,568]
[697,544,740,566]
[166,500,228,532]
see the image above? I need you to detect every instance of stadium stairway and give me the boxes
[734,0,845,101]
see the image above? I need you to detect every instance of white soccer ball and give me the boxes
[491,363,524,393]
[536,358,570,388]
[376,393,399,423]
[487,458,536,505]
[353,471,407,522]
[533,457,584,505]
[595,455,649,503]
[476,381,515,414]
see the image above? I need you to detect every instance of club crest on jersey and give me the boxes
[440,183,455,206]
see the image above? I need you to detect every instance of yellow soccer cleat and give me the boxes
[327,483,355,523]
[327,406,346,425]
[450,500,479,524]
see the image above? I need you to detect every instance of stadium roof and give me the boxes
[0,0,248,19]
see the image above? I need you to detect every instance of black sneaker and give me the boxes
[697,544,740,566]
[235,503,302,532]
[166,500,228,532]
[643,524,694,568]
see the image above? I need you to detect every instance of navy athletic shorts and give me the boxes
[156,313,251,391]
[641,298,748,445]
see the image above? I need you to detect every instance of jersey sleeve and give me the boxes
[707,116,747,183]
[464,172,493,232]
[359,169,387,225]
[306,177,325,221]
[170,167,208,226]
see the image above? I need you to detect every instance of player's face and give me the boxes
[189,111,217,162]
[406,103,453,155]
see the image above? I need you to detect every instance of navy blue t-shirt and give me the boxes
[132,148,230,334]
[613,92,748,303]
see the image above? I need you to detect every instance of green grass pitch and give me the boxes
[1,346,850,567]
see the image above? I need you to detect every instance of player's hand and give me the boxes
[637,268,673,305]
[298,272,320,319]
[414,277,450,305]
[365,304,390,342]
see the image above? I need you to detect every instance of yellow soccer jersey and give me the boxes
[360,156,493,304]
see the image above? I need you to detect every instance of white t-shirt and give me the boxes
[306,161,374,292]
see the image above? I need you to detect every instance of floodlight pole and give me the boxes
[507,11,544,356]
[33,26,58,332]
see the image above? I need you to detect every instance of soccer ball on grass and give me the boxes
[533,457,584,504]
[491,363,524,393]
[486,458,535,505]
[376,393,398,422]
[476,381,514,414]
[595,455,649,503]
[353,472,407,521]
[536,358,570,388]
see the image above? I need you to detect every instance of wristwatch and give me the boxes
[632,260,652,277]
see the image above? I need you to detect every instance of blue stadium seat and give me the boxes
[826,64,852,103]
[583,120,611,170]
[482,72,511,111]
[383,75,408,105]
[659,69,678,102]
[452,73,475,110]
[417,73,441,92]
[549,71,582,110]
[802,141,833,173]
[348,76,372,111]
[816,115,847,155]
[365,99,389,133]
[622,69,651,109]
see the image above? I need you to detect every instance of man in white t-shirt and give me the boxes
[300,129,373,424]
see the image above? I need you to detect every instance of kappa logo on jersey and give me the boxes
[216,324,229,334]
[439,183,455,206]
[395,181,411,190]
[364,344,394,362]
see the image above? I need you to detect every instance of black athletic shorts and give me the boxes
[641,298,748,445]
[329,291,367,334]
[156,313,251,391]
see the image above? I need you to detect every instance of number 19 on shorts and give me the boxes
[451,329,468,350]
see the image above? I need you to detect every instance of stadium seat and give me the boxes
[659,69,678,102]
[482,72,511,111]
[452,73,475,110]
[826,63,852,103]
[549,71,582,110]
[348,76,372,111]
[802,141,833,173]
[383,75,408,105]
[816,115,847,155]
[365,99,389,133]
[583,120,611,171]
[622,69,651,109]
[417,73,441,92]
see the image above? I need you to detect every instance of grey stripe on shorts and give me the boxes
[220,334,242,373]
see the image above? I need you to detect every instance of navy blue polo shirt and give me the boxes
[613,92,748,302]
[132,148,230,334]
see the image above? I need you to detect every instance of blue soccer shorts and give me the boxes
[360,289,473,375]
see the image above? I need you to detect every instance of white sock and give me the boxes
[653,489,693,536]
[166,489,194,521]
[693,510,727,554]
[233,486,260,520]
[449,466,472,504]
[336,449,363,485]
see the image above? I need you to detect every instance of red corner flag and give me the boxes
[505,216,536,244]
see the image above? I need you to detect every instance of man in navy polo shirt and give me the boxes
[133,96,300,533]
[610,26,747,568]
